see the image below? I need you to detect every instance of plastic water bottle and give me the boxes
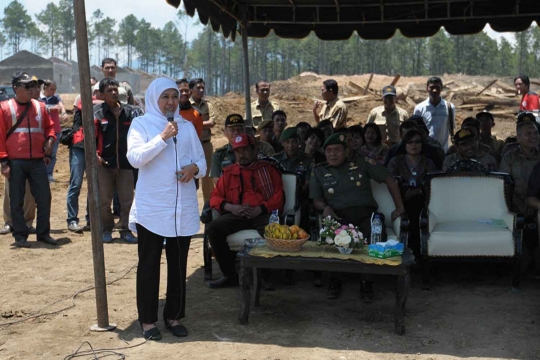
[370,214,383,245]
[269,210,280,225]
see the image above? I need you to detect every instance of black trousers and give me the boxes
[136,224,191,324]
[207,213,270,278]
[9,159,51,241]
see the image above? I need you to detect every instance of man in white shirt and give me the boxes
[413,77,455,151]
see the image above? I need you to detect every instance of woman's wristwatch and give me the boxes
[192,163,199,175]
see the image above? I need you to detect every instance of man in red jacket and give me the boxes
[207,134,284,288]
[0,72,56,248]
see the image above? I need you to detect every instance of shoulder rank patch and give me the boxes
[365,157,377,165]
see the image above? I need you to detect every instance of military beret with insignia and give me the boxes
[279,127,297,142]
[323,133,347,149]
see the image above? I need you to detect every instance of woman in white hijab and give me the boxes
[127,77,206,340]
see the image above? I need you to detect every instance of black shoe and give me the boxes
[141,323,162,341]
[360,280,374,303]
[163,316,188,337]
[12,239,30,248]
[327,279,342,299]
[206,275,239,289]
[37,235,58,245]
[27,226,36,234]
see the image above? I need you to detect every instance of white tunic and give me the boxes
[126,116,206,237]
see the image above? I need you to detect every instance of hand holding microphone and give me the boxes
[161,112,178,142]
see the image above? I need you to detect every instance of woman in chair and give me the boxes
[387,129,436,258]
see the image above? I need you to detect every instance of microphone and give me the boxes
[165,112,177,144]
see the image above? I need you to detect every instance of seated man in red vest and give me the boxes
[207,134,284,288]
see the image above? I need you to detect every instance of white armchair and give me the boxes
[420,173,523,289]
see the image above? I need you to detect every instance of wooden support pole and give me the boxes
[475,79,498,96]
[73,0,116,332]
[364,73,374,95]
[241,8,252,126]
[390,74,401,86]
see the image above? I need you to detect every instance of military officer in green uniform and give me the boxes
[310,133,404,235]
[274,127,313,229]
[310,133,405,299]
[210,114,275,184]
[273,127,312,180]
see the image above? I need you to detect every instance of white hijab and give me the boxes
[143,77,184,123]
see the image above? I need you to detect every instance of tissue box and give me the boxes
[367,240,404,259]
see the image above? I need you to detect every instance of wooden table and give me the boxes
[237,246,415,335]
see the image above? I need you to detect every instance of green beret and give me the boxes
[323,133,347,149]
[279,127,297,142]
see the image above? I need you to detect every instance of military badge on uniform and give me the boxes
[328,188,334,194]
[356,181,361,186]
[339,135,345,142]
[365,157,377,165]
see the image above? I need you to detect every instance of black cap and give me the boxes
[382,85,396,97]
[476,111,494,123]
[12,71,33,85]
[453,129,475,144]
[224,114,245,127]
[517,112,536,123]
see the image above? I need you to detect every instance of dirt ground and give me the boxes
[0,74,539,359]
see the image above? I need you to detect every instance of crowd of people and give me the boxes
[1,59,540,339]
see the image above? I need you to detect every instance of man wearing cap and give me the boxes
[0,72,57,247]
[501,120,539,271]
[500,121,539,218]
[93,77,143,244]
[313,79,348,129]
[189,78,216,203]
[476,111,506,164]
[446,117,492,156]
[211,114,275,184]
[414,77,456,151]
[367,85,408,145]
[274,127,312,181]
[248,80,281,128]
[207,134,284,288]
[310,133,405,298]
[257,119,275,145]
[96,58,134,105]
[443,129,497,172]
[501,112,539,158]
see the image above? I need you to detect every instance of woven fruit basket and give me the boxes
[264,236,310,252]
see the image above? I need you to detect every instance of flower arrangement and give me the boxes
[319,216,364,254]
